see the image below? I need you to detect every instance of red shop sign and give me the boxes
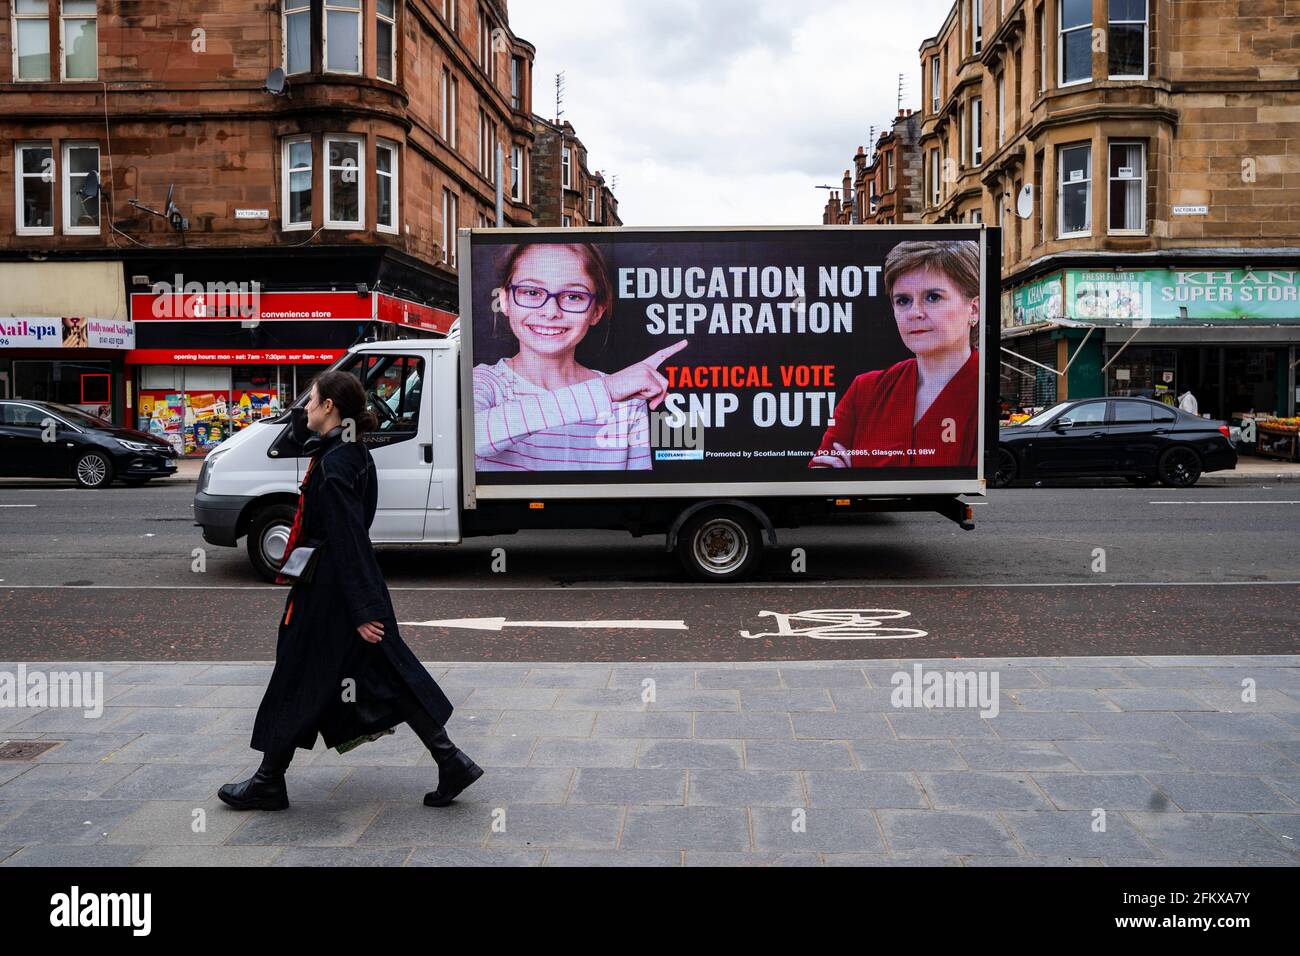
[125,349,345,365]
[375,293,457,334]
[130,290,374,322]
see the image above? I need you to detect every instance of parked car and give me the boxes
[0,400,177,488]
[991,397,1236,489]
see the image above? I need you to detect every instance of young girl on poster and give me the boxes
[473,241,686,471]
[810,240,981,469]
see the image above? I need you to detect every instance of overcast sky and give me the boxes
[510,0,956,227]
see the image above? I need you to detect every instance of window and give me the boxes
[970,96,982,166]
[1108,141,1145,233]
[376,140,398,233]
[324,0,362,74]
[283,0,310,75]
[1112,400,1152,424]
[14,0,50,81]
[972,0,983,54]
[443,0,456,32]
[1059,0,1091,85]
[338,353,425,441]
[1035,4,1046,92]
[930,56,941,112]
[377,0,396,82]
[441,188,457,266]
[996,72,1005,147]
[959,104,966,169]
[510,56,522,109]
[928,148,940,206]
[478,109,494,179]
[969,209,982,223]
[282,136,313,230]
[588,186,597,221]
[563,214,572,228]
[16,143,54,235]
[1057,142,1091,237]
[1033,151,1044,245]
[1108,0,1147,78]
[510,145,523,202]
[324,135,363,228]
[60,0,96,80]
[886,152,895,191]
[562,146,572,189]
[1064,401,1108,425]
[440,69,458,147]
[62,141,99,234]
[477,5,491,72]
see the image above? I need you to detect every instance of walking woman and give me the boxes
[219,371,481,811]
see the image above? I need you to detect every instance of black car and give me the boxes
[0,400,177,488]
[992,397,1236,489]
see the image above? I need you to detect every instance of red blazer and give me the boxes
[811,349,980,468]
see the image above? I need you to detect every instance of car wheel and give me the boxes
[675,507,763,582]
[74,452,114,488]
[1125,473,1157,486]
[246,503,298,583]
[990,447,1017,488]
[1157,447,1202,488]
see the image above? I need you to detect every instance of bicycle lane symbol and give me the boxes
[739,609,928,641]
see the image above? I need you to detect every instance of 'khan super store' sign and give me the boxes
[1007,269,1300,326]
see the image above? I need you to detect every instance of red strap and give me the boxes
[275,457,318,586]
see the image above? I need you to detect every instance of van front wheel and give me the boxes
[675,508,763,583]
[247,503,297,583]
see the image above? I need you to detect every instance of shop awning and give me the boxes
[0,261,126,323]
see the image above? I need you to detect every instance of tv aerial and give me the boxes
[129,183,190,231]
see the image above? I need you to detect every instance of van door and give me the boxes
[353,352,436,541]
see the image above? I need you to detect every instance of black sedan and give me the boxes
[0,400,177,488]
[992,397,1236,488]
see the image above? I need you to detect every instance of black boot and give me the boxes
[218,748,292,811]
[422,728,484,808]
[394,692,483,806]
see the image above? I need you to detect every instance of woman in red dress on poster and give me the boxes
[810,240,981,470]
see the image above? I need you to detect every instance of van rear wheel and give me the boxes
[675,507,763,582]
[247,503,297,583]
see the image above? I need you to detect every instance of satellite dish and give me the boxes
[1015,184,1034,220]
[264,68,287,96]
[76,170,100,201]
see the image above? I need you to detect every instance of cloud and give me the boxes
[509,0,954,225]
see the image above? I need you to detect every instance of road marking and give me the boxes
[1150,500,1300,505]
[741,609,926,641]
[0,504,37,508]
[401,617,688,631]
[1,581,1297,591]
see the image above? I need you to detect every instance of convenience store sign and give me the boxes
[1064,269,1300,324]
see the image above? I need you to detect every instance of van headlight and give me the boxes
[199,447,230,494]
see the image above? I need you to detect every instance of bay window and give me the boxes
[325,135,364,228]
[1059,0,1092,85]
[283,0,310,75]
[1057,142,1091,237]
[377,0,396,82]
[971,96,982,166]
[376,140,398,233]
[324,0,362,74]
[1108,141,1145,233]
[282,135,313,230]
[1108,0,1147,78]
[510,145,523,202]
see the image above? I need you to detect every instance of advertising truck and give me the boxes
[194,224,999,582]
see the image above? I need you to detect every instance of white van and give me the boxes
[193,335,978,583]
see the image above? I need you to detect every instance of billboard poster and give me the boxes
[464,228,986,493]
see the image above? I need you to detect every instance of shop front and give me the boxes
[0,261,134,423]
[1003,267,1300,432]
[125,289,454,456]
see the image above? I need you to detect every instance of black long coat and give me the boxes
[250,427,454,755]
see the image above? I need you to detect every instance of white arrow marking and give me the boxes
[400,617,688,632]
